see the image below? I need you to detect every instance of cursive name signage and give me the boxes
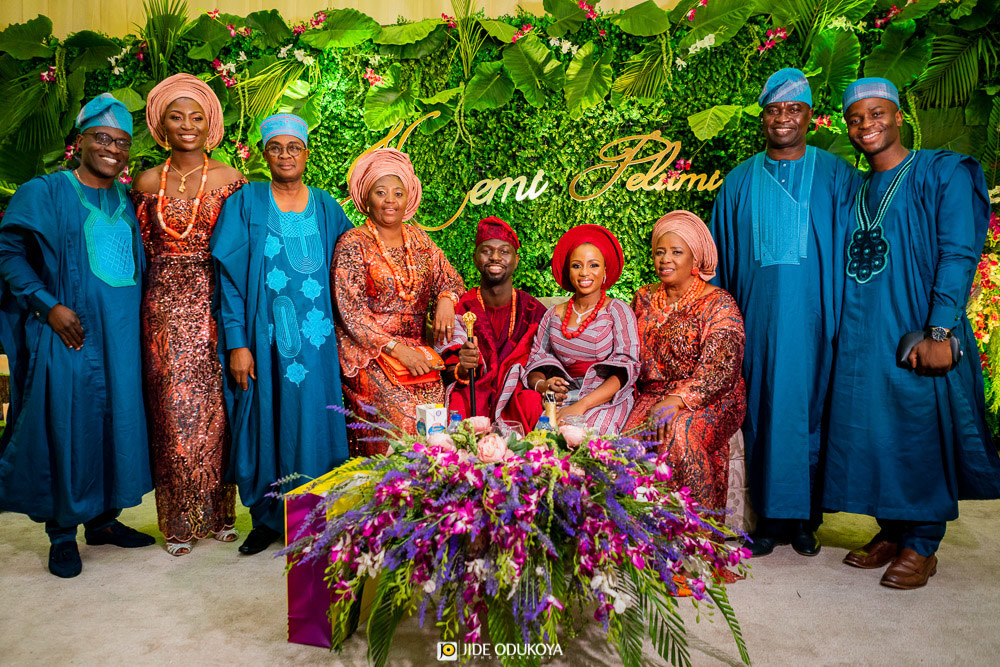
[346,113,726,231]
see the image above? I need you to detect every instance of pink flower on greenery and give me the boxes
[426,432,456,450]
[208,9,220,19]
[136,50,144,61]
[476,433,508,463]
[441,13,457,29]
[675,158,691,171]
[311,11,326,27]
[757,39,777,52]
[875,5,901,29]
[559,424,586,448]
[227,24,237,36]
[236,142,250,159]
[63,144,76,161]
[700,0,709,5]
[511,24,534,43]
[118,166,132,185]
[363,67,384,86]
[239,26,252,37]
[686,8,697,20]
[468,416,491,434]
[599,28,606,37]
[39,65,57,83]
[211,58,222,69]
[293,24,307,35]
[813,114,832,130]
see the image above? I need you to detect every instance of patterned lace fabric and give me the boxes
[332,225,465,455]
[131,179,246,541]
[623,284,747,510]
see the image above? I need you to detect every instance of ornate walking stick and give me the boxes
[462,311,478,417]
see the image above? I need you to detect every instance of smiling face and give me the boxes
[162,97,207,151]
[474,239,519,288]
[76,125,131,180]
[366,175,408,228]
[845,97,904,158]
[264,134,308,184]
[653,231,696,290]
[761,100,812,152]
[567,243,606,298]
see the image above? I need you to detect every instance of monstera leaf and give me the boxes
[806,29,860,108]
[863,20,931,90]
[503,34,564,108]
[687,104,742,141]
[679,0,754,51]
[464,61,515,112]
[379,26,447,59]
[479,20,518,43]
[544,0,587,38]
[375,19,440,45]
[610,1,671,37]
[363,64,416,130]
[302,9,380,49]
[564,42,614,119]
[0,16,54,59]
[246,10,292,47]
[185,15,231,61]
[64,31,120,69]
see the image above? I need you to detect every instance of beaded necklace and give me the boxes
[561,290,606,339]
[652,277,705,316]
[476,287,517,338]
[156,153,209,241]
[366,219,418,302]
[847,151,915,284]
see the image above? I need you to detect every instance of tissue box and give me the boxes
[416,403,448,436]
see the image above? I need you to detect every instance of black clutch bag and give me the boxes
[895,330,962,371]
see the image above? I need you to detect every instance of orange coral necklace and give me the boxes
[561,291,605,339]
[476,287,517,338]
[155,154,209,241]
[366,219,417,302]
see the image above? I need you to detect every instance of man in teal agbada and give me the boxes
[825,78,1000,589]
[211,113,352,556]
[711,69,860,557]
[0,93,155,578]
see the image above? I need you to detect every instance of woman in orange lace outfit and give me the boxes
[131,74,246,556]
[333,149,464,455]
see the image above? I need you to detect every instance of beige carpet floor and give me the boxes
[2,497,999,666]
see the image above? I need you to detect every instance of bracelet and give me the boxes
[533,378,547,392]
[438,290,459,306]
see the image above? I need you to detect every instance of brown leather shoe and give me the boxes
[880,548,937,590]
[843,538,899,569]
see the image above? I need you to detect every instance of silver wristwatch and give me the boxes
[928,326,951,343]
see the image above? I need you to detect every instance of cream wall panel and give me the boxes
[2,0,668,38]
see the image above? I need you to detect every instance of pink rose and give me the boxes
[559,424,586,449]
[468,416,491,435]
[477,433,508,463]
[426,433,455,450]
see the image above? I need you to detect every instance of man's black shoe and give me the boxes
[790,522,821,556]
[746,535,781,557]
[84,521,156,548]
[49,542,82,578]
[239,526,282,555]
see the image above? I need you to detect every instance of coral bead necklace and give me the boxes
[561,290,606,339]
[476,287,517,338]
[366,219,418,302]
[155,153,209,241]
[653,277,705,315]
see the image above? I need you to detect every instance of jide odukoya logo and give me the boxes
[437,642,458,661]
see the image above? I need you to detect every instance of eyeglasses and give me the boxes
[81,131,132,151]
[265,143,305,157]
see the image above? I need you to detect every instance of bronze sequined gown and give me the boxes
[132,179,246,542]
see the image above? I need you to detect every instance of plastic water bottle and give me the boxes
[535,415,555,432]
[446,411,462,433]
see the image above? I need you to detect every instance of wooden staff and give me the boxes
[462,311,478,417]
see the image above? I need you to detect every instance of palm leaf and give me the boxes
[140,0,191,81]
[704,584,751,666]
[487,600,521,667]
[612,38,669,101]
[985,95,1000,188]
[235,58,312,121]
[644,590,690,666]
[366,575,408,667]
[913,35,989,108]
[0,69,52,147]
[614,567,645,667]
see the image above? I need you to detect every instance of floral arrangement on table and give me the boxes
[281,410,751,667]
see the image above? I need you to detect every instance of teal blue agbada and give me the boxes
[0,173,151,525]
[824,149,1000,520]
[211,182,352,532]
[711,147,860,520]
